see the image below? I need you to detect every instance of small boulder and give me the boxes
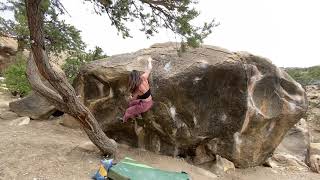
[210,155,235,175]
[58,114,81,129]
[9,92,56,120]
[0,111,19,120]
[76,141,99,153]
[9,116,30,126]
[193,144,215,165]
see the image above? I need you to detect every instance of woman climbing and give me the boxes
[121,57,153,122]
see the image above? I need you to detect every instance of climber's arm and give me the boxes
[141,57,152,79]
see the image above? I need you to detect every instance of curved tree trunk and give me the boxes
[24,0,117,155]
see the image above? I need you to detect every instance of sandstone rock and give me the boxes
[58,114,81,129]
[9,92,56,120]
[9,116,30,126]
[0,37,18,73]
[210,155,235,175]
[307,143,320,173]
[0,111,19,120]
[76,141,99,153]
[267,118,309,171]
[266,153,309,171]
[193,144,215,165]
[0,37,18,52]
[74,43,307,168]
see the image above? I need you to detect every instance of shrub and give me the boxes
[3,53,31,96]
[285,66,320,86]
[3,46,107,95]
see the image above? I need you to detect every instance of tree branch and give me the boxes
[26,53,68,112]
[140,0,178,10]
[25,0,117,156]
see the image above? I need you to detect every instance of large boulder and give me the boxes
[74,43,308,168]
[9,92,56,120]
[0,37,18,74]
[0,36,70,75]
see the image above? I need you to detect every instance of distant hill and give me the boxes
[284,66,320,86]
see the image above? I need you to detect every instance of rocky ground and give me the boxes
[0,87,319,179]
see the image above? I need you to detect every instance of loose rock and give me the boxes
[9,92,56,120]
[58,114,81,129]
[9,116,30,126]
[210,155,235,175]
[0,111,19,120]
[76,141,99,153]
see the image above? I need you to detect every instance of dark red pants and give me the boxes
[123,99,153,122]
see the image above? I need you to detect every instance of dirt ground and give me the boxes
[0,90,319,180]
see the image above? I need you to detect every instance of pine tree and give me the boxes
[0,0,85,53]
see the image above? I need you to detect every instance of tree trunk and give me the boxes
[24,0,117,155]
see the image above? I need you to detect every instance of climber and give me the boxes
[120,57,153,122]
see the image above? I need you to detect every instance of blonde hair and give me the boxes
[128,70,143,93]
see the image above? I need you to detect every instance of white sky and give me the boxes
[2,0,320,67]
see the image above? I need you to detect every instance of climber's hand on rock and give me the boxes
[147,57,153,70]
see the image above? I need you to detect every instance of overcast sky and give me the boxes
[2,0,320,67]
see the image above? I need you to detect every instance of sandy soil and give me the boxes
[0,90,319,180]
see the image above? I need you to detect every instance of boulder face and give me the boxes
[74,43,308,168]
[9,92,56,120]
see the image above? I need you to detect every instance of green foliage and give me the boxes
[2,0,216,94]
[1,0,86,95]
[3,53,31,96]
[2,0,216,52]
[62,47,108,83]
[285,66,320,86]
[88,0,218,49]
[0,0,85,53]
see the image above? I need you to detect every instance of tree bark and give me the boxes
[25,0,117,155]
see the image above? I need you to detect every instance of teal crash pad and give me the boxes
[108,157,190,180]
